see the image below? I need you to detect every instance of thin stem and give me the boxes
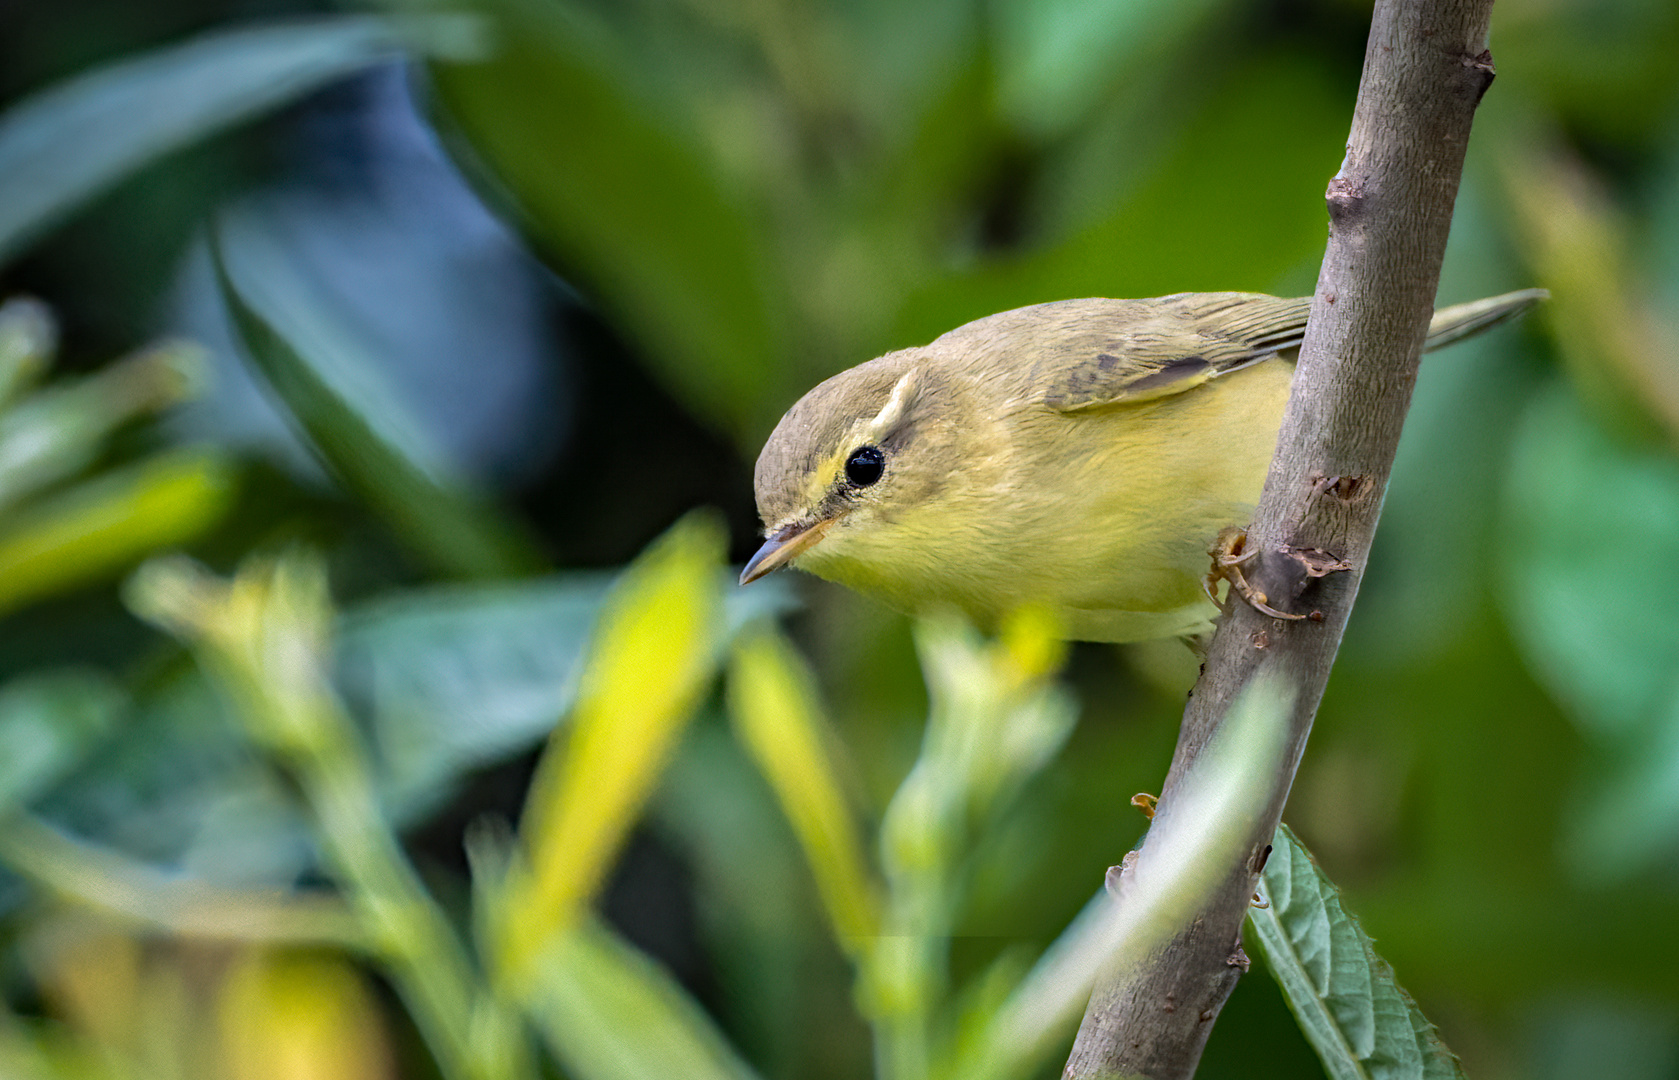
[291,720,532,1080]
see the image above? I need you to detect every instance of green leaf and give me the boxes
[1249,824,1467,1080]
[727,625,880,951]
[0,449,234,617]
[0,670,124,809]
[1502,382,1679,879]
[428,1,789,438]
[0,298,56,411]
[894,53,1347,344]
[1502,384,1679,738]
[0,16,475,266]
[990,0,1241,137]
[503,512,726,978]
[213,229,545,580]
[524,919,764,1080]
[337,570,795,823]
[36,662,311,881]
[0,342,204,517]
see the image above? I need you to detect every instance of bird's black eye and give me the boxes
[844,445,885,487]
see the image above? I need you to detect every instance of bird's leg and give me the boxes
[1205,526,1311,622]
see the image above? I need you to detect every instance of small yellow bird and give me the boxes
[741,289,1543,642]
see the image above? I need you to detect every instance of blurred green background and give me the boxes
[1,0,1677,1077]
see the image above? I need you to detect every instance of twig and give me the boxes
[1063,1,1498,1075]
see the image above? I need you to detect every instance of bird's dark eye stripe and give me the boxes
[844,445,885,487]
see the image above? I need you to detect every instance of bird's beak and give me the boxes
[740,519,831,585]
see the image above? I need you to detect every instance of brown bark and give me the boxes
[1063,1,1498,1076]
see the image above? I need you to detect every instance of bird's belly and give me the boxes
[960,498,1237,642]
[967,365,1288,639]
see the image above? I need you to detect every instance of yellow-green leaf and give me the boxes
[524,920,763,1080]
[728,625,880,951]
[505,512,726,977]
[0,449,234,616]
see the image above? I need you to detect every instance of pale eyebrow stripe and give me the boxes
[866,371,918,436]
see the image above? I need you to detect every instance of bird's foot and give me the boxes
[1204,527,1312,622]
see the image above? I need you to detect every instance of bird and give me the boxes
[740,289,1544,643]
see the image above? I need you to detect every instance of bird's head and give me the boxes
[742,349,963,588]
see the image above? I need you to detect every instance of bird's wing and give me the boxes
[1034,293,1312,413]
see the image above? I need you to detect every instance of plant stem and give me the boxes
[294,721,529,1080]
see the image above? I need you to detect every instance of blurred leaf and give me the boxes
[896,54,1347,342]
[428,0,789,438]
[727,625,880,952]
[0,298,57,412]
[1523,998,1679,1080]
[0,814,363,947]
[214,232,544,580]
[1501,135,1679,444]
[125,551,349,763]
[337,570,795,822]
[339,574,613,821]
[956,671,1292,1080]
[990,0,1239,137]
[126,551,519,1080]
[218,949,394,1080]
[36,565,788,884]
[0,1016,62,1080]
[1503,382,1679,879]
[526,919,763,1080]
[504,511,726,978]
[651,721,822,1076]
[0,449,234,618]
[24,922,149,1064]
[0,16,479,266]
[37,662,314,886]
[1502,384,1679,739]
[903,612,1075,832]
[1493,1,1679,143]
[0,342,204,517]
[861,612,1075,1080]
[1249,825,1466,1080]
[1046,54,1342,297]
[0,671,123,809]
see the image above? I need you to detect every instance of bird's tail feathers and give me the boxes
[1424,288,1548,351]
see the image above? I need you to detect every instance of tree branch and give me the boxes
[1064,1,1498,1076]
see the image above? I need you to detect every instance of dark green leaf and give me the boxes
[428,1,789,438]
[39,665,313,884]
[0,670,124,809]
[894,54,1347,344]
[1249,825,1467,1080]
[337,570,795,822]
[213,227,546,580]
[0,16,475,265]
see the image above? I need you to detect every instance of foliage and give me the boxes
[1250,826,1467,1080]
[0,0,1677,1078]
